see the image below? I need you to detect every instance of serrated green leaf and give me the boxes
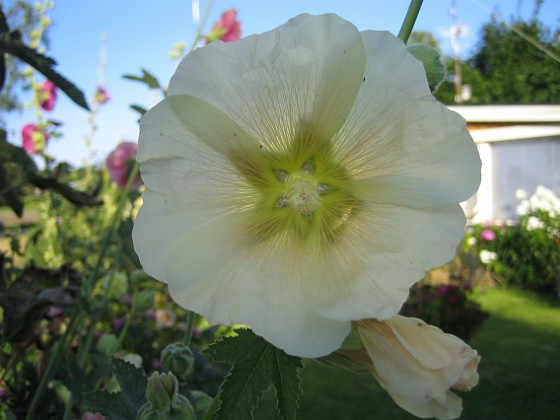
[85,390,134,420]
[407,44,446,92]
[205,329,302,420]
[0,31,89,110]
[270,347,303,420]
[111,357,148,410]
[84,358,147,419]
[123,68,161,90]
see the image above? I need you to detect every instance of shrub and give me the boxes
[400,282,489,341]
[464,186,560,294]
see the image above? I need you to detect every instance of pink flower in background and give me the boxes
[95,86,111,105]
[105,142,142,189]
[480,229,496,241]
[437,285,455,296]
[206,9,241,43]
[21,124,49,154]
[112,317,126,330]
[39,80,57,111]
[155,309,176,328]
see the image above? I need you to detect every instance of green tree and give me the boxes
[470,17,560,103]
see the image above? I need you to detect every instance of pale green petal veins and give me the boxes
[168,14,366,152]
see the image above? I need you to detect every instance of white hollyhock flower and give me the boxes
[346,317,480,419]
[133,14,481,357]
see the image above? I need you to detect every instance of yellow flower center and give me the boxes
[284,174,321,216]
[229,127,359,247]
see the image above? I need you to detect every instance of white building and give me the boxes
[449,105,560,223]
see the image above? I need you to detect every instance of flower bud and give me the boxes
[191,390,213,416]
[133,290,155,312]
[96,334,118,355]
[160,343,194,380]
[138,372,196,420]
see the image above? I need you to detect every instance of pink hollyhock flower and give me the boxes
[480,229,496,241]
[39,80,57,111]
[105,142,142,189]
[21,124,49,154]
[206,9,241,43]
[95,86,111,105]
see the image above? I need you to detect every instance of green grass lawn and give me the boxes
[254,287,560,419]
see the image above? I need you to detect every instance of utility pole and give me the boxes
[450,0,463,103]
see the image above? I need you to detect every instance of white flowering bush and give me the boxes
[464,186,560,293]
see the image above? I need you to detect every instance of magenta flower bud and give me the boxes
[480,229,496,241]
[105,141,142,189]
[39,80,57,111]
[21,124,49,154]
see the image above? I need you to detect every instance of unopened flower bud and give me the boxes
[133,290,155,312]
[96,334,118,355]
[191,390,213,416]
[160,343,194,380]
[138,372,195,420]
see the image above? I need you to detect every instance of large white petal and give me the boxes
[168,14,366,150]
[308,204,466,321]
[332,31,481,207]
[163,213,350,357]
[133,97,257,280]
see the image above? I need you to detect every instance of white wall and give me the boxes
[470,135,560,222]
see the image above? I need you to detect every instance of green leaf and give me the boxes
[130,103,148,116]
[205,329,302,420]
[407,44,446,92]
[123,68,161,90]
[85,358,147,419]
[0,30,90,110]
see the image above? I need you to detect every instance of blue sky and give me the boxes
[4,0,560,166]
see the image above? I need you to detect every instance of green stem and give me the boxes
[77,162,140,365]
[188,0,215,52]
[25,311,82,420]
[398,0,424,44]
[183,311,196,346]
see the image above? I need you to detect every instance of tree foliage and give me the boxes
[436,15,560,105]
[471,17,560,103]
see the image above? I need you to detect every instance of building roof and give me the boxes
[469,125,560,144]
[448,105,560,123]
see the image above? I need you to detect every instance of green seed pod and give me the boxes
[160,343,195,380]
